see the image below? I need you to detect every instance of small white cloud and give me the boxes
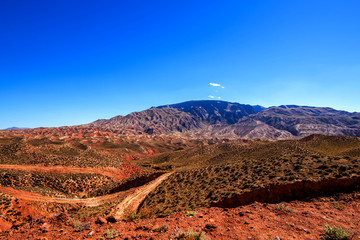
[210,83,220,87]
[208,95,222,99]
[209,82,224,88]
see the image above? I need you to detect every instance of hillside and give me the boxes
[249,105,360,137]
[1,134,360,239]
[157,100,258,124]
[85,108,202,134]
[1,101,360,239]
[84,100,360,140]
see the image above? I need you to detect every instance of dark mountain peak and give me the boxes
[157,100,258,124]
[252,105,267,113]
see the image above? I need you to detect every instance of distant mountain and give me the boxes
[4,127,29,130]
[208,118,294,140]
[248,105,360,137]
[157,100,258,124]
[85,108,202,134]
[84,100,360,140]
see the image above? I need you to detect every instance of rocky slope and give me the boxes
[157,100,259,124]
[85,100,360,139]
[207,118,294,139]
[85,108,202,134]
[249,105,360,137]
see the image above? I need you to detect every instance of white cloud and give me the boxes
[208,95,222,99]
[209,82,225,88]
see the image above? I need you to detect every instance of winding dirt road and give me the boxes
[0,186,130,207]
[111,172,173,220]
[0,172,172,213]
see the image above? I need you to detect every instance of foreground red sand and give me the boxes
[3,196,360,240]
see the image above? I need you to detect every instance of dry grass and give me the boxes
[139,135,360,216]
[0,169,113,197]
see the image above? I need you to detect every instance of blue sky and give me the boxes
[1,0,360,128]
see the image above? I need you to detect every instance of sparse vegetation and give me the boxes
[104,229,119,239]
[0,169,113,197]
[72,220,82,228]
[0,132,359,239]
[332,202,344,211]
[153,223,169,233]
[172,228,209,240]
[321,224,354,240]
[275,203,294,213]
[124,208,153,221]
[185,211,197,216]
[125,211,143,221]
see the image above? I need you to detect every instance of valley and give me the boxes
[1,101,360,239]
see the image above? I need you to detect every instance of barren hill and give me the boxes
[84,100,360,139]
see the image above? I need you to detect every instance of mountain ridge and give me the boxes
[82,100,360,140]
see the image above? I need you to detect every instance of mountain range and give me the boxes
[4,127,29,130]
[83,100,360,140]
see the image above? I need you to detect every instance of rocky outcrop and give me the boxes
[211,176,360,208]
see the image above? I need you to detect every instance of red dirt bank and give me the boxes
[3,195,360,240]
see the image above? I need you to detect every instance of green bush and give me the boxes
[321,224,354,240]
[185,211,197,217]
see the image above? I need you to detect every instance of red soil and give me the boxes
[3,197,360,239]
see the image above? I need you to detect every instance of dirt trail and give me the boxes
[0,172,172,210]
[0,164,129,180]
[111,172,173,220]
[0,186,132,207]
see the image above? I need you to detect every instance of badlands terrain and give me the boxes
[0,100,360,239]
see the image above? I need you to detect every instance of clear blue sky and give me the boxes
[1,0,360,128]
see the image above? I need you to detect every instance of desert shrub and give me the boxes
[126,211,143,221]
[125,208,153,221]
[153,223,169,233]
[332,202,344,211]
[321,224,354,240]
[104,229,119,239]
[74,222,92,232]
[275,204,294,213]
[185,211,197,217]
[72,220,82,228]
[172,228,208,240]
